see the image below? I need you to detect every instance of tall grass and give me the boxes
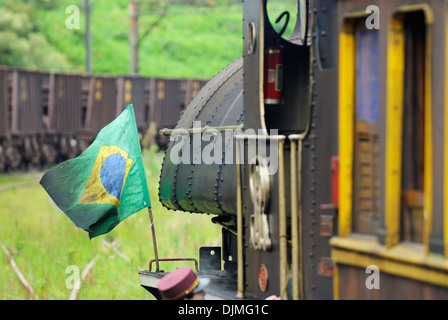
[0,148,221,300]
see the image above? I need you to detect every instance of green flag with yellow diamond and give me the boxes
[40,105,151,238]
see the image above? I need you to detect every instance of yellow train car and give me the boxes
[332,0,448,300]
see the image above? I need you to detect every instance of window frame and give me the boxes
[338,5,434,252]
[338,15,381,238]
[384,5,433,250]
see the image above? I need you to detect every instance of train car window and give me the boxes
[400,11,426,243]
[352,21,380,235]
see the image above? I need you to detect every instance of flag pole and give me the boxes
[148,207,160,272]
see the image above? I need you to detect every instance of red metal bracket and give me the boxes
[148,258,199,272]
[331,156,339,209]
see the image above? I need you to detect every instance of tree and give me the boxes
[0,6,71,70]
[129,0,174,75]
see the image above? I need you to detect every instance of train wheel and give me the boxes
[0,145,5,173]
[142,122,158,150]
[41,143,57,167]
[5,146,21,171]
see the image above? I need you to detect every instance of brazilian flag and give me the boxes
[40,105,151,238]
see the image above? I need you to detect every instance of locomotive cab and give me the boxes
[139,0,329,300]
[140,0,448,300]
[235,0,336,300]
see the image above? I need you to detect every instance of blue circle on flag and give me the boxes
[100,153,127,200]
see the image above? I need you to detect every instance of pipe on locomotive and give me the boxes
[235,134,287,299]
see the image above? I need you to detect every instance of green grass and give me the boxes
[0,148,221,300]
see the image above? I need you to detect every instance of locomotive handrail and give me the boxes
[234,134,286,140]
[289,134,304,300]
[148,258,199,272]
[159,124,244,136]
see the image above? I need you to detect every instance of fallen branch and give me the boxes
[102,239,144,271]
[102,239,130,263]
[0,242,35,299]
[68,256,98,300]
[0,181,37,193]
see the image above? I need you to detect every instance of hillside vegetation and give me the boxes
[0,0,243,79]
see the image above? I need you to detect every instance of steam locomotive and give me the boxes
[139,0,448,300]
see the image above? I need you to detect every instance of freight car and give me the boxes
[0,66,206,172]
[139,0,448,300]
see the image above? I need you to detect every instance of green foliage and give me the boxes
[0,7,71,70]
[0,0,243,78]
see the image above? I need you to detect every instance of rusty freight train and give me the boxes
[0,66,206,172]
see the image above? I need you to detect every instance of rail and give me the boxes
[159,124,244,136]
[148,258,199,272]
